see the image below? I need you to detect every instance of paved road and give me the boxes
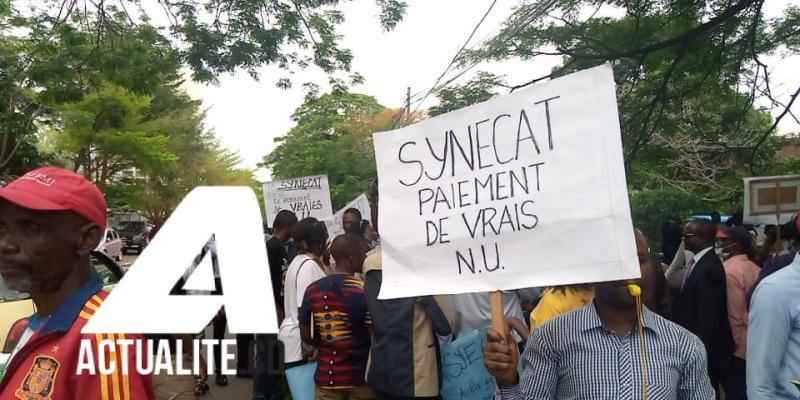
[202,375,253,399]
[118,254,255,399]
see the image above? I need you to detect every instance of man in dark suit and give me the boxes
[673,219,734,396]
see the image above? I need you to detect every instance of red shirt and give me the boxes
[0,280,154,400]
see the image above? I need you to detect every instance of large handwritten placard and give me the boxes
[373,64,638,299]
[325,193,372,237]
[441,330,495,400]
[262,175,334,227]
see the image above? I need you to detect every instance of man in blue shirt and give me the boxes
[748,253,800,399]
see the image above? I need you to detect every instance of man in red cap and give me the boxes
[0,167,154,399]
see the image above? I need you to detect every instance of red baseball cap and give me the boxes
[0,167,107,231]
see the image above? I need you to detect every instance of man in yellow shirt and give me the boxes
[529,285,594,329]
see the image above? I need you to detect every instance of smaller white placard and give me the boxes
[744,175,800,225]
[325,193,372,237]
[262,175,334,227]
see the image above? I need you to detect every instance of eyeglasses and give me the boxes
[683,233,696,239]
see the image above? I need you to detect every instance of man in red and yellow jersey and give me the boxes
[0,167,153,400]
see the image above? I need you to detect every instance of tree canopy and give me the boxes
[1,5,255,221]
[262,91,422,208]
[428,72,502,117]
[445,0,798,205]
[8,0,406,83]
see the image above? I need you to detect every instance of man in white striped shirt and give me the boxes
[484,230,714,400]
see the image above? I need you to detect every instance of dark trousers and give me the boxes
[725,357,747,400]
[212,307,227,375]
[707,352,724,400]
[709,367,721,400]
[252,335,281,400]
[237,334,254,374]
[208,276,226,376]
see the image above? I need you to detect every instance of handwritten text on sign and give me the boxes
[441,330,495,400]
[373,64,639,299]
[262,175,334,227]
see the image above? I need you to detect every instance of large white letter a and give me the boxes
[83,187,279,335]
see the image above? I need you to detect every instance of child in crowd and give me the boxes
[299,234,374,400]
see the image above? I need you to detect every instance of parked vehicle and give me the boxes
[96,228,123,261]
[118,220,150,255]
[0,251,124,352]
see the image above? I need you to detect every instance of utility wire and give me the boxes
[409,0,554,113]
[411,0,500,113]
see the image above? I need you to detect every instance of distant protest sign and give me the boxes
[325,193,372,236]
[373,64,638,299]
[262,175,334,227]
[743,175,800,225]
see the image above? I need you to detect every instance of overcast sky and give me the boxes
[177,0,800,182]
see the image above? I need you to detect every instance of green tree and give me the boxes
[459,0,796,204]
[12,0,406,84]
[0,10,181,177]
[134,86,255,225]
[629,188,707,248]
[92,84,255,225]
[22,16,181,105]
[2,4,258,222]
[0,29,42,177]
[262,92,417,208]
[47,83,178,190]
[429,72,503,117]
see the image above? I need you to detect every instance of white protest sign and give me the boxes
[373,64,638,299]
[324,193,372,236]
[743,175,800,225]
[262,175,334,227]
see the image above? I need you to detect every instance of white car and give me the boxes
[96,228,123,261]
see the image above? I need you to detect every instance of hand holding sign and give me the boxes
[481,328,518,389]
[373,64,638,299]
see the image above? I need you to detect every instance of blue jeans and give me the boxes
[252,335,282,400]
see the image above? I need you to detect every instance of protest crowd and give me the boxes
[0,73,800,400]
[248,199,778,400]
[186,178,800,399]
[0,165,799,400]
[259,181,800,400]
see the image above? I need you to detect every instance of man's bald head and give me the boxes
[331,233,368,274]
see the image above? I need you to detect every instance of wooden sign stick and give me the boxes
[490,291,508,338]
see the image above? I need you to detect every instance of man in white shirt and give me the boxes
[278,218,328,400]
[447,288,539,344]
